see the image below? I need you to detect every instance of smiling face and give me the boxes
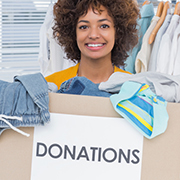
[76,6,115,62]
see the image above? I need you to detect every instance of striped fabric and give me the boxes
[110,81,169,139]
[116,84,154,136]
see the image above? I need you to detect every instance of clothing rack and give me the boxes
[138,1,160,7]
[138,1,176,12]
[138,1,176,8]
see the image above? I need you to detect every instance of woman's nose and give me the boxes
[88,28,100,39]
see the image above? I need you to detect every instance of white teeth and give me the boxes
[87,44,103,47]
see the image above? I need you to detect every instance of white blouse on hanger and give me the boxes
[172,22,180,75]
[135,15,160,73]
[38,4,76,77]
[156,14,180,75]
[38,4,54,76]
[148,14,172,72]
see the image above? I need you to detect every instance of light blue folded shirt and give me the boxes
[125,3,154,74]
[110,81,169,139]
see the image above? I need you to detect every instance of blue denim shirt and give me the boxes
[58,76,112,97]
[0,73,49,136]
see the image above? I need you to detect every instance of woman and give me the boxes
[45,0,140,89]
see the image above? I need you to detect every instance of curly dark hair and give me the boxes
[53,0,140,67]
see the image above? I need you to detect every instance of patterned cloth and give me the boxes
[110,81,169,139]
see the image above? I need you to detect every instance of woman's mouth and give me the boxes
[85,43,105,50]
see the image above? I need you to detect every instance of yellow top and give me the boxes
[45,63,131,88]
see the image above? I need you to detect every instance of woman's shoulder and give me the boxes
[114,66,132,74]
[45,63,79,88]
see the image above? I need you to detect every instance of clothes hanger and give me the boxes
[148,1,170,44]
[174,2,180,15]
[142,0,151,6]
[156,1,164,17]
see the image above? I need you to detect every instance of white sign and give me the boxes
[31,113,143,180]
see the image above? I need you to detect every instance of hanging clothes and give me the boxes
[124,3,154,74]
[170,22,180,75]
[38,4,76,77]
[148,14,172,72]
[156,14,180,74]
[38,4,54,76]
[46,20,65,76]
[135,15,160,73]
[46,20,76,75]
[148,1,170,45]
[173,37,180,75]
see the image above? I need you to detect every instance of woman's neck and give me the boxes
[77,58,114,84]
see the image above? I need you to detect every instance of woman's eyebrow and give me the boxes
[77,20,89,24]
[98,18,112,23]
[78,18,112,24]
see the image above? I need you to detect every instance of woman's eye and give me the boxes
[100,24,109,29]
[79,25,88,30]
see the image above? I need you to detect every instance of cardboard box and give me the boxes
[0,93,180,180]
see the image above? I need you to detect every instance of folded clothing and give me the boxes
[99,71,180,103]
[0,73,50,136]
[110,81,169,139]
[58,76,112,97]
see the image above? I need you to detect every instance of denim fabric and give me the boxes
[0,73,50,135]
[58,76,112,97]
